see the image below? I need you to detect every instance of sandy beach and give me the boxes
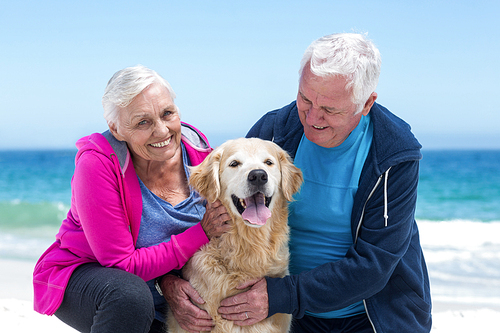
[0,259,77,332]
[1,253,499,332]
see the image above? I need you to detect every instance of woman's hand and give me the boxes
[218,278,269,326]
[200,200,231,239]
[160,274,214,332]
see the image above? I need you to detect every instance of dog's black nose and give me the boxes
[248,169,268,186]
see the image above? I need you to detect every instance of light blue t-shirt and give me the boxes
[136,143,206,322]
[289,114,373,318]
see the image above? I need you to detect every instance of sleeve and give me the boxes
[72,151,209,282]
[266,160,419,318]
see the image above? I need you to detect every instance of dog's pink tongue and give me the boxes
[242,193,271,225]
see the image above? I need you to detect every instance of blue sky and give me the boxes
[1,0,499,150]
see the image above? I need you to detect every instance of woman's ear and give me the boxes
[108,122,124,141]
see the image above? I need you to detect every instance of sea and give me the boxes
[1,148,499,308]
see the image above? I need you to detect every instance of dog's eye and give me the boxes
[229,160,240,167]
[265,159,274,166]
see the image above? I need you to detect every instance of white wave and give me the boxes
[0,230,57,261]
[418,220,500,307]
[418,220,500,248]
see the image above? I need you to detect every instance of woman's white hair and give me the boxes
[102,65,176,126]
[299,33,381,113]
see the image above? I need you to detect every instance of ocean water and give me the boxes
[417,150,500,222]
[1,149,500,306]
[0,150,75,261]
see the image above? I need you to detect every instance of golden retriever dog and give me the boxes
[167,138,303,333]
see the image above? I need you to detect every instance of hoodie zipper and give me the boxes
[356,167,392,333]
[363,299,377,333]
[354,167,392,243]
[110,152,132,234]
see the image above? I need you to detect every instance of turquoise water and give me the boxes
[0,149,499,260]
[0,150,74,230]
[417,150,500,222]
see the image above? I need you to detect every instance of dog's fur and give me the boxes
[167,138,303,333]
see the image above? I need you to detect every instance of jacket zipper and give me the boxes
[356,168,392,333]
[110,152,131,234]
[363,299,377,333]
[354,173,383,244]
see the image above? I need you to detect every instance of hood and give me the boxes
[75,130,130,177]
[368,103,422,175]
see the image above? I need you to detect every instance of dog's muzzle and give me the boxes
[231,169,272,226]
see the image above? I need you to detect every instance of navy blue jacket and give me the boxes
[247,101,432,333]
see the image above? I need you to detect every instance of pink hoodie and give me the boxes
[33,123,213,315]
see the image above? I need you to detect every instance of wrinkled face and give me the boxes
[219,139,284,228]
[297,65,371,148]
[110,83,182,163]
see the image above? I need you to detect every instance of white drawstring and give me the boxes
[355,167,393,244]
[383,167,392,227]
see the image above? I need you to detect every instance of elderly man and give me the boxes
[218,33,432,333]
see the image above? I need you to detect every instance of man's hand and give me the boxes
[218,278,269,326]
[160,274,214,332]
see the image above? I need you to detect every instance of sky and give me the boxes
[1,0,499,150]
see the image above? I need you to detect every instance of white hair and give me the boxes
[102,65,176,126]
[299,33,381,113]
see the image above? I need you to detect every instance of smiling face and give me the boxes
[218,139,282,227]
[297,65,375,148]
[188,138,303,229]
[109,83,182,163]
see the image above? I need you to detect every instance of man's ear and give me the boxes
[361,92,377,116]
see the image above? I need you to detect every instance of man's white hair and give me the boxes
[102,65,176,126]
[299,33,381,113]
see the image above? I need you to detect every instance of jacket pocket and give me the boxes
[392,275,431,314]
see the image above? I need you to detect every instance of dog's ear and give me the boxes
[189,147,222,203]
[278,148,303,201]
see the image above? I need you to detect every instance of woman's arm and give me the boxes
[71,151,210,281]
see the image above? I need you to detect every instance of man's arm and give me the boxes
[219,160,420,320]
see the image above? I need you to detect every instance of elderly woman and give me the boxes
[33,65,230,333]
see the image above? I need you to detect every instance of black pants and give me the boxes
[291,313,374,333]
[55,263,163,333]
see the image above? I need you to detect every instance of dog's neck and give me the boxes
[214,205,289,275]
